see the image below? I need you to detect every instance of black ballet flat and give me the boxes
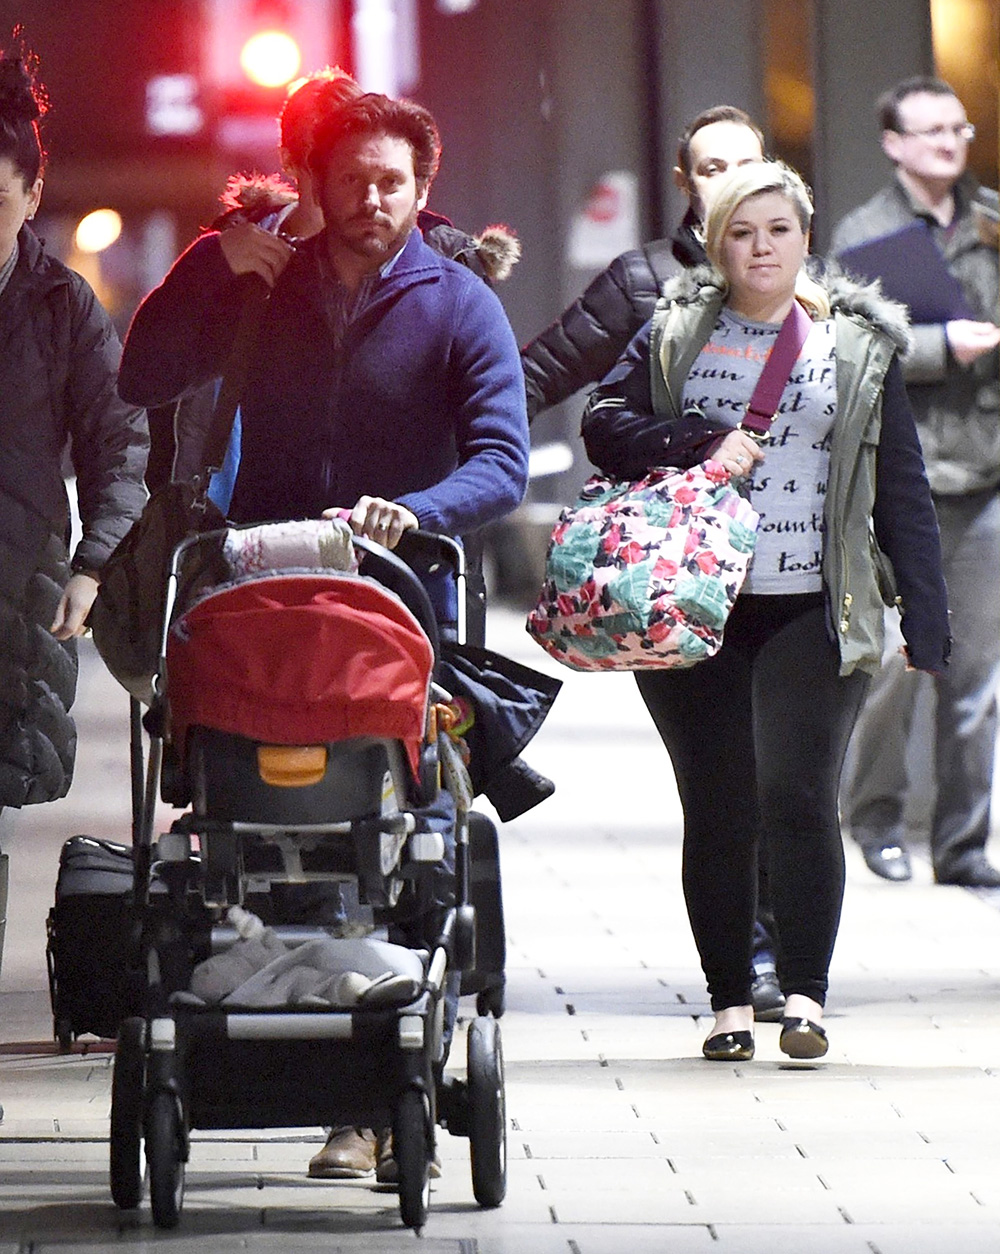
[702,1030,754,1061]
[779,1017,828,1060]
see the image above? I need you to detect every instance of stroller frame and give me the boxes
[109,525,506,1232]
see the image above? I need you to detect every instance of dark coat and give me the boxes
[520,211,705,421]
[831,174,1000,496]
[0,226,148,806]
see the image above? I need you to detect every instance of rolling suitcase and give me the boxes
[461,810,506,1017]
[45,700,148,1050]
[45,835,138,1049]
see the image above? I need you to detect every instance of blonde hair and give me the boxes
[703,160,830,319]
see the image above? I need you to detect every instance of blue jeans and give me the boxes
[842,490,1000,875]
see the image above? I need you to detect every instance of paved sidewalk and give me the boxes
[2,610,1000,1251]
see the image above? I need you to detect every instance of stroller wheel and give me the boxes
[476,982,506,1019]
[146,1091,185,1229]
[394,1088,432,1231]
[468,1015,506,1208]
[109,1017,146,1210]
[55,1016,73,1053]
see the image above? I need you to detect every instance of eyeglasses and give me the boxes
[896,123,976,143]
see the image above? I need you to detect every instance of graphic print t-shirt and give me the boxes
[681,307,837,593]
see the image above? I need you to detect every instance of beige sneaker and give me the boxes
[308,1127,377,1178]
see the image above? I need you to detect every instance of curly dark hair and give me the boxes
[0,28,47,186]
[309,92,441,192]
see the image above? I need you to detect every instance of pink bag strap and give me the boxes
[740,299,813,439]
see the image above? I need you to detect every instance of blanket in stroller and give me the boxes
[221,519,357,577]
[186,909,425,1008]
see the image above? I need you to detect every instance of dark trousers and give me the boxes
[843,489,1000,875]
[636,594,869,1011]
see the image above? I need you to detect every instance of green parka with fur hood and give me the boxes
[582,265,950,677]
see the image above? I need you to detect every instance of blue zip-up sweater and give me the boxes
[119,227,529,538]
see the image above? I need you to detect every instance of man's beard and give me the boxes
[336,203,420,262]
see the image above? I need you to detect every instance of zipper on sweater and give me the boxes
[838,536,852,636]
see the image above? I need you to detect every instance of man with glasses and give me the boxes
[832,77,1000,886]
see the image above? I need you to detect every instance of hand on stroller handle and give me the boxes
[322,498,418,552]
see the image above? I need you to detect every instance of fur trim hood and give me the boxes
[661,260,913,355]
[216,173,298,220]
[470,223,522,282]
[418,209,521,284]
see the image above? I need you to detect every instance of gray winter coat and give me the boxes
[0,226,147,806]
[830,174,1000,496]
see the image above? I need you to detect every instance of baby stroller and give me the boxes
[108,519,507,1232]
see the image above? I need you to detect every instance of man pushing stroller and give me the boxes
[118,92,531,1181]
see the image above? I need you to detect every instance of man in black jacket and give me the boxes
[520,106,786,1022]
[521,105,764,420]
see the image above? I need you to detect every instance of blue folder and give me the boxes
[836,220,975,324]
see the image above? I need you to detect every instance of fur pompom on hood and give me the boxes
[418,210,521,284]
[217,173,298,217]
[660,261,913,356]
[473,224,522,282]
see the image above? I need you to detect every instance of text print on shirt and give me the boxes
[682,308,837,591]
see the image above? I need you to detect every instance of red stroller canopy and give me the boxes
[166,574,434,775]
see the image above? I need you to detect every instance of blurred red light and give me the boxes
[239,30,302,88]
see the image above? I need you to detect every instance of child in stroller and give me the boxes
[109,517,506,1232]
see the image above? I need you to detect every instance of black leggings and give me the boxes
[636,594,869,1011]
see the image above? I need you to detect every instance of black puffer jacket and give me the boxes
[520,211,705,421]
[0,226,147,806]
